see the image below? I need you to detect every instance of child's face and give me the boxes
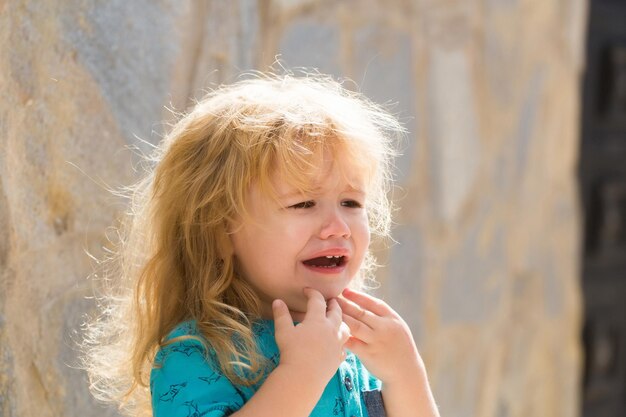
[230,160,370,317]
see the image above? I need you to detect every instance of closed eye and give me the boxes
[341,200,363,208]
[290,200,316,209]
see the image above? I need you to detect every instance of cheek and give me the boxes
[230,226,269,273]
[356,215,371,246]
[351,218,371,264]
[232,225,294,271]
[270,218,313,249]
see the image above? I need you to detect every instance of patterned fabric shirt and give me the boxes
[150,320,386,417]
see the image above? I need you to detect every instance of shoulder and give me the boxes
[167,320,202,339]
[150,320,216,398]
[153,320,206,364]
[150,321,248,417]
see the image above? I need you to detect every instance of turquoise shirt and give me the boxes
[150,320,386,417]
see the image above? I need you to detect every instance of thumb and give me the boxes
[272,299,294,333]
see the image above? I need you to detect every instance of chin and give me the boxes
[318,285,348,301]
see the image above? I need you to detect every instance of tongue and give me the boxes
[303,256,338,267]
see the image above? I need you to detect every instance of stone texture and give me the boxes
[427,46,481,223]
[279,19,343,77]
[0,1,586,416]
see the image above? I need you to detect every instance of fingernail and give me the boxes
[272,299,282,309]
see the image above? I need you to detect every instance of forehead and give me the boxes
[271,154,369,195]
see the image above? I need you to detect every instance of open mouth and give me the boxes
[302,255,347,269]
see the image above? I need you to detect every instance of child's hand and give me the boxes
[272,288,351,387]
[338,288,440,417]
[337,288,425,386]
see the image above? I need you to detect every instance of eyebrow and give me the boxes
[277,185,365,200]
[344,186,366,196]
[277,189,320,200]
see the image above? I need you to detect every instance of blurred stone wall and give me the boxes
[0,1,586,416]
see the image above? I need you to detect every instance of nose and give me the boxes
[319,208,351,239]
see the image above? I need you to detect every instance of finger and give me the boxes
[303,287,327,320]
[344,336,368,357]
[342,314,374,344]
[326,298,343,324]
[336,296,378,328]
[272,299,295,332]
[342,288,392,317]
[288,310,306,323]
[339,321,351,344]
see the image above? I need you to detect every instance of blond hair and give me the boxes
[82,73,403,416]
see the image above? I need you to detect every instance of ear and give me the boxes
[216,222,234,259]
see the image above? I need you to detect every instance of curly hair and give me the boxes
[82,72,403,416]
